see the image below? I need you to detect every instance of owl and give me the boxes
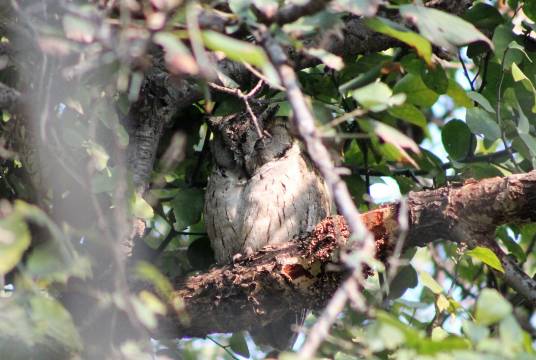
[204,105,331,349]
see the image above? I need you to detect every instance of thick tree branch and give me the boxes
[149,171,536,339]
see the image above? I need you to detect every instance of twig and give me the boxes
[346,148,512,177]
[208,80,265,138]
[262,33,374,359]
[299,270,363,358]
[207,336,240,360]
[242,62,285,91]
[458,51,475,91]
[323,107,367,129]
[496,48,522,172]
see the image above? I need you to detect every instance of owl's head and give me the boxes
[208,104,294,177]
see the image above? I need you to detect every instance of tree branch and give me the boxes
[147,170,536,339]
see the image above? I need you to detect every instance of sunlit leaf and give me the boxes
[368,120,420,154]
[131,192,155,220]
[466,246,504,273]
[400,5,492,53]
[202,31,279,85]
[394,73,439,107]
[366,17,432,64]
[305,48,344,70]
[475,289,512,325]
[419,271,443,294]
[0,212,30,275]
[511,62,536,113]
[388,104,426,128]
[352,82,405,112]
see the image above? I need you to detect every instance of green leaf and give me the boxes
[511,62,536,113]
[0,212,30,275]
[441,119,475,161]
[202,31,279,85]
[169,188,204,231]
[135,262,174,299]
[462,320,489,344]
[467,91,495,113]
[388,104,426,128]
[153,32,198,75]
[466,246,504,273]
[394,73,439,107]
[524,1,536,23]
[202,31,266,67]
[366,17,432,64]
[475,288,512,325]
[419,271,443,294]
[518,133,536,158]
[421,65,448,94]
[492,25,522,69]
[499,315,523,351]
[30,296,82,351]
[466,107,501,141]
[352,82,405,112]
[305,48,344,70]
[496,226,526,263]
[83,141,110,171]
[463,3,504,30]
[387,265,418,299]
[27,243,91,283]
[447,79,474,108]
[131,193,154,220]
[230,332,250,358]
[365,120,420,168]
[400,5,492,53]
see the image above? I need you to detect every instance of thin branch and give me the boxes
[496,48,522,172]
[458,51,475,92]
[262,33,374,358]
[207,336,240,360]
[263,34,373,244]
[208,80,265,139]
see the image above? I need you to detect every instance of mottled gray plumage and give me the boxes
[204,106,331,349]
[204,107,331,263]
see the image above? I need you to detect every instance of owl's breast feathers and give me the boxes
[205,142,330,264]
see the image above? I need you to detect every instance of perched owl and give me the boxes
[204,105,331,349]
